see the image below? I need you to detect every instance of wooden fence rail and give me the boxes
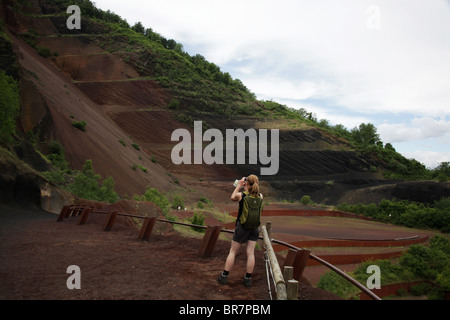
[57,204,381,300]
[261,225,287,300]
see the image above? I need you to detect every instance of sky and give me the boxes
[93,0,450,169]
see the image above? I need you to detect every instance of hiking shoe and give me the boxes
[243,276,252,287]
[217,273,228,285]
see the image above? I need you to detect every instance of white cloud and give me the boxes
[402,150,450,169]
[378,117,450,144]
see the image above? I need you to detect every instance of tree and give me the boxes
[400,244,448,280]
[384,142,396,152]
[331,124,352,140]
[166,39,177,50]
[131,21,145,34]
[351,123,380,149]
[433,162,450,177]
[67,160,118,203]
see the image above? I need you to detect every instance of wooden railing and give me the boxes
[57,204,381,300]
[262,224,287,300]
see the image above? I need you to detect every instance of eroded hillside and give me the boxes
[2,0,449,207]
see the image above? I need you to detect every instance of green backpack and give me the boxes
[239,193,263,229]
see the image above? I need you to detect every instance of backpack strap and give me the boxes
[236,191,248,224]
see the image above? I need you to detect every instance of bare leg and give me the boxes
[246,240,256,274]
[224,240,241,272]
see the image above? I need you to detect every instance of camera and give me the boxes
[233,178,247,187]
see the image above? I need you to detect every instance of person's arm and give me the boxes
[231,177,246,202]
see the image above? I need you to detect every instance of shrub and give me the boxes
[199,196,213,207]
[67,159,118,203]
[37,46,51,58]
[400,244,448,280]
[317,270,359,300]
[352,259,413,286]
[72,120,87,131]
[131,142,140,150]
[300,195,312,205]
[437,265,450,291]
[135,186,170,214]
[325,180,334,187]
[97,176,119,203]
[435,197,450,212]
[47,140,69,172]
[48,140,64,156]
[410,282,433,296]
[168,98,180,110]
[189,211,205,232]
[337,199,450,233]
[437,173,448,183]
[138,165,147,173]
[429,234,450,254]
[171,195,185,209]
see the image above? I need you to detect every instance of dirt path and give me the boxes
[0,205,338,300]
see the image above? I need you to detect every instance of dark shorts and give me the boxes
[233,222,260,244]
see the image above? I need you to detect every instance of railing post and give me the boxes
[103,211,118,231]
[293,249,310,281]
[77,207,91,225]
[287,279,299,300]
[266,221,272,239]
[284,265,294,282]
[57,205,70,222]
[283,248,310,281]
[283,249,298,268]
[284,266,298,300]
[138,217,157,241]
[198,225,221,258]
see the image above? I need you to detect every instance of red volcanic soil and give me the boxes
[0,204,341,300]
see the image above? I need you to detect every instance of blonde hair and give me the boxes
[247,174,260,197]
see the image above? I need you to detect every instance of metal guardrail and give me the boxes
[270,238,381,300]
[58,204,382,300]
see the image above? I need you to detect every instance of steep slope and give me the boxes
[1,0,174,196]
[17,38,174,196]
[3,0,449,206]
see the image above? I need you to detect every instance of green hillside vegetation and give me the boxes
[337,198,450,233]
[0,70,20,143]
[318,235,450,300]
[42,141,118,203]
